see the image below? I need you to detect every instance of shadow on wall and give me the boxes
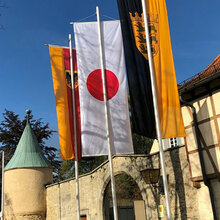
[147,148,188,220]
[147,156,161,218]
[196,97,218,176]
[196,97,220,218]
[169,149,188,220]
[4,193,15,219]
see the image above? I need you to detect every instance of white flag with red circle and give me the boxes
[74,20,133,156]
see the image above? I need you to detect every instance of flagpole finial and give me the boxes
[26,109,31,123]
[96,6,99,15]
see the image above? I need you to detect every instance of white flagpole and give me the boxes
[96,6,118,220]
[69,34,81,220]
[1,151,4,220]
[141,0,172,219]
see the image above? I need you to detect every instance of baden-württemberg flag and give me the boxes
[49,46,81,160]
[74,20,133,156]
[117,0,186,139]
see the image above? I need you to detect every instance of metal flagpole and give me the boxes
[1,151,4,220]
[69,34,81,220]
[96,6,118,220]
[141,0,172,219]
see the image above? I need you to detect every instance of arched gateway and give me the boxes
[46,155,151,220]
[103,172,143,220]
[46,146,200,220]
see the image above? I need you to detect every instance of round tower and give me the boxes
[4,110,53,220]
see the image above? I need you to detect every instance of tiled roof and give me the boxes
[179,54,220,90]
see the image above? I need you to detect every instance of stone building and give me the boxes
[46,147,201,220]
[45,55,220,219]
[3,54,220,220]
[150,54,220,219]
[179,54,220,219]
[4,113,53,220]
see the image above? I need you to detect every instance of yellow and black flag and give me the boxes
[117,0,186,139]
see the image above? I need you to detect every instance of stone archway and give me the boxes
[103,172,143,220]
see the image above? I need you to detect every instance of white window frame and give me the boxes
[169,137,178,148]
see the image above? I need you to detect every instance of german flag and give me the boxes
[117,0,186,139]
[49,46,81,160]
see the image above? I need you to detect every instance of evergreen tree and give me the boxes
[132,133,153,155]
[57,135,153,181]
[57,156,108,181]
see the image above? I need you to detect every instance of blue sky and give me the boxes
[0,0,219,150]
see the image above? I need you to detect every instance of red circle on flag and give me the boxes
[86,69,119,101]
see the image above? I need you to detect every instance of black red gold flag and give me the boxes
[49,46,81,160]
[117,0,186,139]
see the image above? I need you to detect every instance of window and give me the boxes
[169,138,178,147]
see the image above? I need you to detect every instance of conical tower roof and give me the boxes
[5,110,53,171]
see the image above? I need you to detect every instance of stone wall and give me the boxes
[46,146,213,219]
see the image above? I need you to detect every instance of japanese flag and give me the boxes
[74,20,133,156]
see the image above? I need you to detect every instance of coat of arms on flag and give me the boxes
[129,12,159,60]
[117,0,186,139]
[49,46,81,160]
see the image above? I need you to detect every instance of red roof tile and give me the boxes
[179,54,220,90]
